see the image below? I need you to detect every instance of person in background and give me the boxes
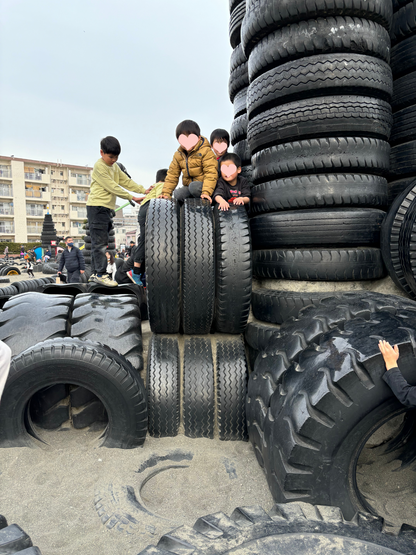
[128,168,168,285]
[3,245,9,261]
[20,245,25,259]
[379,339,416,408]
[0,340,11,403]
[25,258,35,278]
[105,250,117,281]
[126,241,135,257]
[210,128,230,176]
[44,249,51,263]
[57,236,85,283]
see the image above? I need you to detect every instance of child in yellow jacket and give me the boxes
[160,120,218,204]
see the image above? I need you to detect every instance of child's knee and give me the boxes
[189,181,203,197]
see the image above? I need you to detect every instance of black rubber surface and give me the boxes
[391,34,416,78]
[213,206,252,334]
[388,176,415,204]
[0,338,147,448]
[244,320,281,369]
[146,199,181,334]
[0,523,34,553]
[391,104,416,147]
[183,337,214,439]
[252,138,390,183]
[392,70,416,111]
[230,113,248,146]
[181,199,215,335]
[253,248,386,280]
[40,283,87,296]
[229,44,248,102]
[391,0,416,46]
[250,209,385,249]
[146,334,180,438]
[233,87,248,118]
[71,293,143,371]
[250,174,388,214]
[390,139,416,178]
[232,138,251,164]
[30,384,70,429]
[216,336,248,441]
[229,1,245,48]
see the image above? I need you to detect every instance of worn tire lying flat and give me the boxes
[0,338,147,448]
[145,199,181,334]
[216,336,248,441]
[139,502,416,555]
[71,293,143,372]
[250,174,388,215]
[183,337,215,439]
[146,335,180,438]
[214,207,252,334]
[253,248,385,280]
[181,199,215,335]
[251,209,385,250]
[0,292,72,356]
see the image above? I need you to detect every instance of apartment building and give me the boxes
[0,156,92,243]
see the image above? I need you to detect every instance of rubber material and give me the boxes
[230,114,248,146]
[213,206,252,334]
[244,320,281,369]
[233,87,248,118]
[391,104,416,145]
[229,1,245,48]
[253,248,386,281]
[0,338,147,448]
[40,283,87,296]
[232,139,251,164]
[229,44,248,102]
[391,34,416,78]
[391,70,416,111]
[146,334,180,438]
[390,139,416,178]
[391,0,416,46]
[388,177,415,204]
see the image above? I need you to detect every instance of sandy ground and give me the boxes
[0,270,415,554]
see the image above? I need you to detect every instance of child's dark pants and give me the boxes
[87,206,113,275]
[133,202,150,271]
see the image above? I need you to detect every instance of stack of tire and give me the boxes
[83,222,115,266]
[40,214,59,257]
[0,291,147,449]
[229,0,252,183]
[0,264,21,277]
[388,0,416,204]
[145,198,252,440]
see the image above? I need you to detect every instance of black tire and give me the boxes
[388,176,415,204]
[39,283,87,296]
[86,282,144,304]
[230,114,248,146]
[2,266,21,276]
[381,178,416,298]
[391,70,416,111]
[251,174,388,215]
[262,311,416,519]
[42,263,58,275]
[139,502,416,555]
[146,334,180,438]
[391,104,416,145]
[251,208,385,249]
[146,199,181,334]
[183,337,214,439]
[71,293,143,372]
[247,96,392,153]
[216,336,248,441]
[391,34,416,78]
[181,199,215,335]
[233,87,248,118]
[229,1,245,48]
[232,139,251,164]
[240,165,253,183]
[0,278,10,283]
[0,285,18,297]
[252,138,390,183]
[0,338,147,448]
[69,385,108,430]
[391,0,416,46]
[390,139,416,178]
[0,292,72,356]
[247,18,391,83]
[244,320,281,369]
[253,248,386,280]
[247,292,416,480]
[247,54,393,118]
[14,279,45,294]
[213,206,252,334]
[242,0,392,56]
[229,45,249,102]
[0,522,39,553]
[30,384,70,429]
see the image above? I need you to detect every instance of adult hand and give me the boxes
[201,194,212,204]
[145,185,155,194]
[80,270,85,274]
[378,340,400,370]
[57,271,61,274]
[132,197,144,204]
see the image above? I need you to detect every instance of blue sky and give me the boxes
[0,0,234,187]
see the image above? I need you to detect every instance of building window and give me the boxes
[26,204,44,217]
[0,166,11,178]
[0,183,12,196]
[0,203,13,215]
[0,221,14,233]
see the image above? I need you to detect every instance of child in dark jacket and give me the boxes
[213,153,251,211]
[379,339,416,407]
[210,128,230,176]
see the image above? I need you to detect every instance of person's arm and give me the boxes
[214,194,230,211]
[115,164,150,196]
[201,148,220,199]
[57,251,65,272]
[77,248,85,271]
[161,156,181,199]
[379,340,416,408]
[92,164,139,201]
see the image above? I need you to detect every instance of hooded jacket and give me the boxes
[162,136,219,198]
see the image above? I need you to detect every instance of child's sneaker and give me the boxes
[95,275,118,287]
[127,270,143,286]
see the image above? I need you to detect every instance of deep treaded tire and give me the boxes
[245,320,280,369]
[229,1,245,48]
[233,87,248,118]
[251,209,385,249]
[216,336,248,441]
[392,70,416,111]
[247,18,391,83]
[391,0,416,45]
[253,248,385,280]
[391,104,416,145]
[0,338,147,448]
[229,45,248,102]
[242,0,393,56]
[381,178,416,298]
[391,34,416,78]
[146,199,180,334]
[183,337,214,439]
[251,174,388,215]
[247,54,393,118]
[0,292,71,356]
[71,293,143,372]
[0,522,40,553]
[232,139,251,164]
[230,114,248,146]
[181,199,215,335]
[390,139,416,178]
[214,207,252,334]
[146,335,180,438]
[388,177,415,204]
[263,311,416,519]
[138,502,416,555]
[247,96,392,153]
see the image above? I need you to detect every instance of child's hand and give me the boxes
[157,194,170,199]
[218,198,229,211]
[234,197,244,206]
[132,197,143,204]
[201,194,212,204]
[378,340,400,370]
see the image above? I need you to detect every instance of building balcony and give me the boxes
[0,209,14,217]
[0,188,13,198]
[70,210,87,220]
[68,175,91,187]
[25,189,51,202]
[0,223,15,234]
[69,193,88,204]
[25,173,50,184]
[27,227,42,235]
[26,209,49,218]
[0,169,12,179]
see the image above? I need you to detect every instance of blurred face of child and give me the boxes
[221,161,241,185]
[212,140,228,157]
[106,252,110,260]
[101,150,119,166]
[178,134,200,152]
